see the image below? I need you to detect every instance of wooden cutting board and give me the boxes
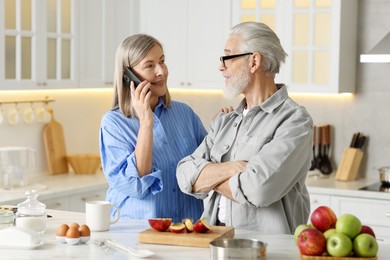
[301,255,377,260]
[138,226,234,248]
[43,108,68,174]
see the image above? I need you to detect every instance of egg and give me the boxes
[56,224,69,243]
[78,224,91,237]
[66,227,80,238]
[65,227,80,245]
[69,223,80,229]
[56,224,69,236]
[78,224,91,243]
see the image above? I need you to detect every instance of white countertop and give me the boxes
[1,209,388,259]
[0,172,108,205]
[306,173,390,200]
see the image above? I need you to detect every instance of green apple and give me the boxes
[323,228,336,240]
[294,224,310,244]
[335,214,361,239]
[327,233,353,257]
[353,233,378,257]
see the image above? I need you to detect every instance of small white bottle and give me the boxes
[15,190,47,235]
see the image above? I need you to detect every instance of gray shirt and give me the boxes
[176,85,313,234]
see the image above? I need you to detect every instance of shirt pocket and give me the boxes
[234,135,271,160]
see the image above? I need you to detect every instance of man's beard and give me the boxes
[223,67,250,100]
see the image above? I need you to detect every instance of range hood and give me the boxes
[360,32,390,63]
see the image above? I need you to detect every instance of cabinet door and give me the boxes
[331,196,390,240]
[231,0,357,94]
[78,0,138,88]
[140,0,230,89]
[139,0,187,88]
[309,193,331,216]
[70,189,107,212]
[41,196,70,211]
[0,0,78,90]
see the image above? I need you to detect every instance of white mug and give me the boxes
[85,201,120,231]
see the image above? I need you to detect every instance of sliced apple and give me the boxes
[169,223,186,233]
[148,218,172,232]
[193,218,211,233]
[183,218,193,233]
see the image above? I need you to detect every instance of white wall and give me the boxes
[1,0,389,181]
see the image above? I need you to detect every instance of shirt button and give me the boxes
[233,123,238,127]
[224,145,230,150]
[172,188,176,192]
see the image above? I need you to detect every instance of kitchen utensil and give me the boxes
[319,124,333,175]
[309,126,317,171]
[378,167,390,185]
[314,126,323,171]
[210,238,267,259]
[43,108,68,174]
[94,239,154,258]
[138,226,234,248]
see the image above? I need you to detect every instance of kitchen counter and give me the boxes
[306,173,390,200]
[2,209,389,259]
[0,172,108,205]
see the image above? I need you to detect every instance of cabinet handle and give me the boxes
[180,82,185,86]
[386,213,390,217]
[46,202,62,209]
[81,194,102,202]
[187,82,192,86]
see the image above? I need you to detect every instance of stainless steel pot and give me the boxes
[210,238,267,259]
[378,166,390,185]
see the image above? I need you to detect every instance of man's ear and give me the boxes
[250,52,261,73]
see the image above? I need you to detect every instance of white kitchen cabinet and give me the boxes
[309,193,331,217]
[139,0,231,89]
[330,196,390,241]
[69,189,106,212]
[231,0,358,93]
[0,0,138,90]
[78,0,139,88]
[0,0,79,90]
[41,196,70,211]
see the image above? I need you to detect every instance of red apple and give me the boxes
[183,218,193,233]
[193,218,211,233]
[298,228,327,256]
[148,218,172,232]
[169,223,186,233]
[310,206,337,232]
[360,225,376,238]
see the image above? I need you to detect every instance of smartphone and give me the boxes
[123,67,142,88]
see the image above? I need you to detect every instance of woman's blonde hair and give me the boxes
[112,34,171,118]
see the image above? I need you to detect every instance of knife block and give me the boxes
[336,148,363,181]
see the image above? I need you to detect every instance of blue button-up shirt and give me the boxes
[99,99,207,222]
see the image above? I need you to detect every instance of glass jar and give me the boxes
[15,190,47,234]
[0,209,14,229]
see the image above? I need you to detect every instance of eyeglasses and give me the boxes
[219,53,253,67]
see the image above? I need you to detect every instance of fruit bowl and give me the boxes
[66,154,101,174]
[301,255,377,260]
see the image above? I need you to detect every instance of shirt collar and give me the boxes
[154,98,168,117]
[233,84,288,115]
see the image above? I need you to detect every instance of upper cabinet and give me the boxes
[232,0,358,93]
[139,0,231,90]
[0,0,138,90]
[0,0,78,90]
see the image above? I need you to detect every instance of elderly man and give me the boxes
[176,22,313,234]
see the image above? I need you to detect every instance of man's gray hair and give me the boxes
[230,22,287,75]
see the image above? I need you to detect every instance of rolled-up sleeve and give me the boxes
[100,115,163,199]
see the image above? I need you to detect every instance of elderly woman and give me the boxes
[100,34,206,222]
